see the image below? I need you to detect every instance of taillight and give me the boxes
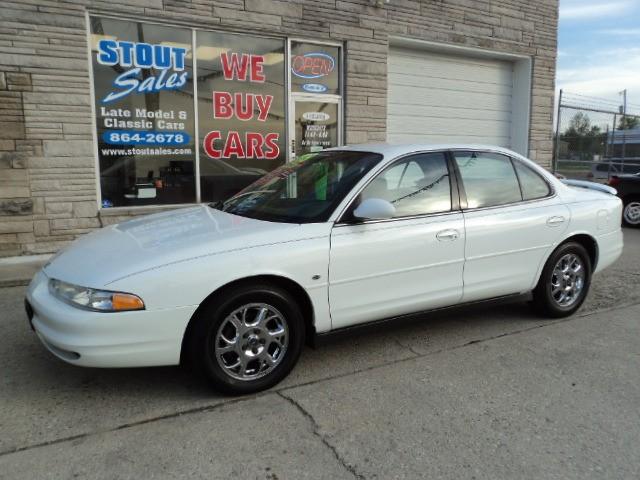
[608,176,620,187]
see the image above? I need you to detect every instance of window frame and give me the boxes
[336,150,461,225]
[450,148,555,211]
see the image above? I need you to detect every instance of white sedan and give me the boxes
[26,145,623,394]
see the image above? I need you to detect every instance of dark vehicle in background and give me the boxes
[589,159,640,181]
[609,173,640,227]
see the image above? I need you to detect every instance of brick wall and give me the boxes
[0,0,559,256]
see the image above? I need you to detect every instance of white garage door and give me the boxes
[387,47,514,148]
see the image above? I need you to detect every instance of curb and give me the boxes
[0,254,50,290]
[0,279,30,288]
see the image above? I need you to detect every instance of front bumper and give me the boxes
[25,270,198,368]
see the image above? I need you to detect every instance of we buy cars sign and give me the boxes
[203,53,279,160]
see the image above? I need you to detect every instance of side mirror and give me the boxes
[352,198,396,221]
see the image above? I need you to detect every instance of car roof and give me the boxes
[328,143,525,159]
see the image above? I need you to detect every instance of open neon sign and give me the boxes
[291,52,335,79]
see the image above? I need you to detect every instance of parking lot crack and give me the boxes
[394,337,422,356]
[277,392,366,480]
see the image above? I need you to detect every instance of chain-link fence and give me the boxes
[553,91,640,182]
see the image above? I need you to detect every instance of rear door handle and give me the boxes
[546,216,565,227]
[436,229,459,241]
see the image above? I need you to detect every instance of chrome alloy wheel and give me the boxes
[550,253,585,308]
[624,201,640,225]
[214,303,289,381]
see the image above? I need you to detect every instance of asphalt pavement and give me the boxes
[1,229,639,479]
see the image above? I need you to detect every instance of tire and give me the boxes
[532,242,592,318]
[622,196,640,228]
[187,283,305,395]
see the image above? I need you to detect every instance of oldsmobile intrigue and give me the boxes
[26,145,623,394]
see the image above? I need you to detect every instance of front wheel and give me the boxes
[622,197,640,228]
[532,242,592,318]
[187,284,305,395]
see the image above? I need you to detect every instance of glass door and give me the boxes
[287,39,343,161]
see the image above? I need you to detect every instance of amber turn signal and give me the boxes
[111,293,145,311]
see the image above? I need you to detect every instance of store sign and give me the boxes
[302,123,330,149]
[93,39,194,150]
[302,83,328,93]
[295,101,338,155]
[202,52,280,160]
[291,52,335,79]
[302,111,330,121]
[97,40,189,103]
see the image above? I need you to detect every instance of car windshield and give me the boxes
[220,150,383,223]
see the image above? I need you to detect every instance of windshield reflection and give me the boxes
[221,151,383,223]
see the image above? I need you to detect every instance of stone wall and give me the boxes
[0,0,559,256]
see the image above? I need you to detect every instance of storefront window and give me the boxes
[196,31,286,203]
[90,17,196,207]
[89,17,341,208]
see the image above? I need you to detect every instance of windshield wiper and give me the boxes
[208,201,224,210]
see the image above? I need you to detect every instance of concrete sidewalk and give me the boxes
[0,254,49,288]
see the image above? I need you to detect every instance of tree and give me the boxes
[617,115,640,130]
[567,112,593,135]
[560,112,605,160]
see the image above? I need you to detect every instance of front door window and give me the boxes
[360,152,452,217]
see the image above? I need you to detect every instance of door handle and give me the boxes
[436,229,459,241]
[546,216,565,227]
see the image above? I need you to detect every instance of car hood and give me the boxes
[44,205,326,287]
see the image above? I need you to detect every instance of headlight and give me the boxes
[48,279,145,312]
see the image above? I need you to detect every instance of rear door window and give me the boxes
[453,151,522,208]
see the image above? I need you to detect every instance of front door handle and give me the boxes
[547,216,566,227]
[436,229,460,241]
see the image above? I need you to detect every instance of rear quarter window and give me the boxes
[513,161,551,200]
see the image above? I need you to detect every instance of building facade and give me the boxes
[0,0,558,257]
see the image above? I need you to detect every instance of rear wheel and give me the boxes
[622,196,640,228]
[532,242,591,318]
[187,284,305,395]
